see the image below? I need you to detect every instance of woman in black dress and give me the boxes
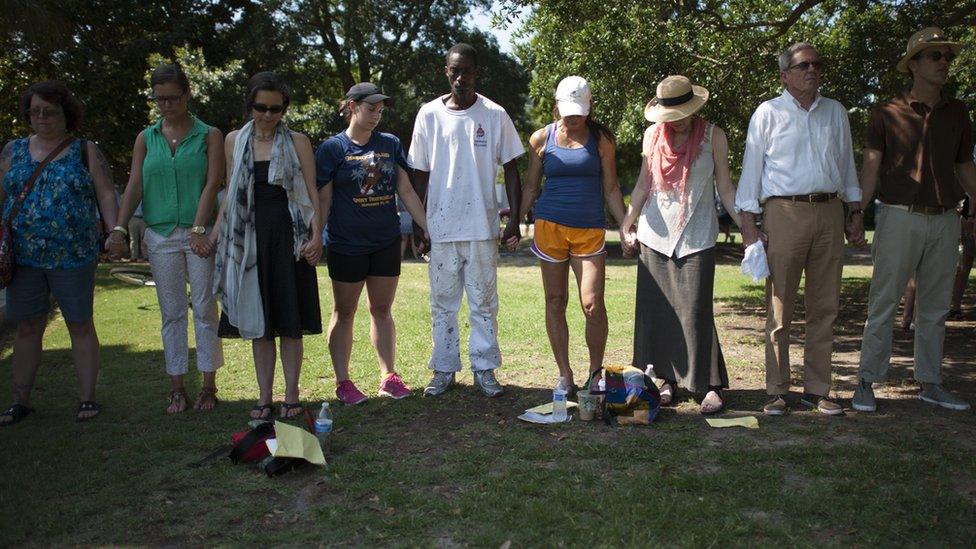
[209,72,322,420]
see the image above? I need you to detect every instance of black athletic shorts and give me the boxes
[327,238,401,282]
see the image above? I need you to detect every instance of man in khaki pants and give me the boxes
[855,28,976,412]
[736,42,864,416]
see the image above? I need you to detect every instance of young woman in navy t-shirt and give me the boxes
[315,83,428,404]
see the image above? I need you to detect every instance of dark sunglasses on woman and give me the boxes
[252,103,285,114]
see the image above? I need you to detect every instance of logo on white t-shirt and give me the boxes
[474,124,487,148]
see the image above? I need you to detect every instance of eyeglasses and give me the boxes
[252,103,285,114]
[788,60,825,72]
[150,93,184,106]
[917,50,956,63]
[29,107,63,118]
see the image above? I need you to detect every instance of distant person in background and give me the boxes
[518,76,627,394]
[0,80,122,425]
[212,72,321,420]
[949,192,975,319]
[855,27,976,412]
[111,63,224,415]
[128,201,148,261]
[316,83,427,404]
[408,43,524,398]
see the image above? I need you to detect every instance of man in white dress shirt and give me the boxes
[736,42,865,416]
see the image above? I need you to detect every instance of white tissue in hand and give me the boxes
[741,241,770,282]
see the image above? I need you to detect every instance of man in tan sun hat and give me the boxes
[735,42,864,417]
[854,27,976,413]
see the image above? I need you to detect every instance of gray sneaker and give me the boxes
[473,369,504,397]
[423,371,456,397]
[918,384,971,411]
[852,380,876,412]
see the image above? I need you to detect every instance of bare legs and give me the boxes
[328,276,400,383]
[251,336,304,418]
[540,255,608,388]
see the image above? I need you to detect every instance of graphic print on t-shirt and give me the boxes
[348,150,395,206]
[474,124,487,148]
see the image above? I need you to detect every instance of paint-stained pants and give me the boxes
[428,240,501,372]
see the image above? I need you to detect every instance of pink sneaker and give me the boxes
[335,380,368,405]
[378,372,412,399]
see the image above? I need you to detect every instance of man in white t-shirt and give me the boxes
[408,43,525,397]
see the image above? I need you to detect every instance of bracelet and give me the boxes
[849,209,864,216]
[111,225,129,236]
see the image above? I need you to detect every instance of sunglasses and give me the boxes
[252,103,285,114]
[788,60,825,72]
[29,107,63,118]
[150,93,184,105]
[917,50,956,63]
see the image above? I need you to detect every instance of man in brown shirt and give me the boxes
[855,27,976,412]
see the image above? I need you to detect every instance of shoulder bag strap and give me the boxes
[4,137,76,224]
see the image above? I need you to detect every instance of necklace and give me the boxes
[254,133,274,142]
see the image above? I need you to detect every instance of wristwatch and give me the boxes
[191,225,207,235]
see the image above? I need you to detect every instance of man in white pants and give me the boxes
[408,43,524,397]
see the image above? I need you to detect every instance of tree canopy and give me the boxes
[509,0,976,180]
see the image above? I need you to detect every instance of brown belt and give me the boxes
[770,192,838,203]
[884,203,954,215]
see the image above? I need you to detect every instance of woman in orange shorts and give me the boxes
[518,76,629,391]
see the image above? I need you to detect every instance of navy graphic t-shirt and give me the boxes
[315,131,410,255]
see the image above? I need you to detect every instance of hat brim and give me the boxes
[897,41,963,73]
[556,100,590,117]
[643,85,709,123]
[357,93,390,104]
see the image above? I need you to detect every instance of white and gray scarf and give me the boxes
[212,120,315,339]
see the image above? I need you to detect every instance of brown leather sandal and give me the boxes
[166,388,191,414]
[194,386,218,411]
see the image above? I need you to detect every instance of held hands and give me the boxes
[189,232,216,258]
[845,214,868,249]
[739,219,768,249]
[619,224,637,258]
[301,231,323,266]
[105,231,128,261]
[500,221,521,251]
[412,221,430,257]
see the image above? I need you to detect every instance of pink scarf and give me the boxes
[647,117,706,223]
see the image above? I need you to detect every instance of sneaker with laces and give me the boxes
[918,384,971,411]
[423,371,456,397]
[763,395,788,416]
[852,380,876,412]
[473,369,504,397]
[799,393,844,416]
[378,372,412,399]
[336,380,368,405]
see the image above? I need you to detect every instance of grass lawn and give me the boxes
[1,242,974,546]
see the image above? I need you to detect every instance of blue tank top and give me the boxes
[533,123,605,228]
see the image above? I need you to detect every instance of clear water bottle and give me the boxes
[314,402,333,450]
[552,377,568,422]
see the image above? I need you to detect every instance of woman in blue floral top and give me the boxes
[0,81,122,426]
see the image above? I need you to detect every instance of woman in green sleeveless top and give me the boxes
[111,64,225,414]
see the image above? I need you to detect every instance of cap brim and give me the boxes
[643,86,709,123]
[557,100,589,117]
[359,93,390,104]
[897,41,963,73]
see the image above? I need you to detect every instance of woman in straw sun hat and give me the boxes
[518,75,629,393]
[620,75,741,415]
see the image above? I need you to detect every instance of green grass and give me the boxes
[1,252,974,546]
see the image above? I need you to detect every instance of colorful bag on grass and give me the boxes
[588,365,661,425]
[229,422,275,463]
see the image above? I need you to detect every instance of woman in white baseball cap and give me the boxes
[517,76,629,394]
[620,75,741,414]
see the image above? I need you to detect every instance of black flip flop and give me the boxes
[279,402,304,420]
[250,403,275,421]
[77,401,100,422]
[0,404,33,427]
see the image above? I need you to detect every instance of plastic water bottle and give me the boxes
[552,377,568,422]
[314,402,333,450]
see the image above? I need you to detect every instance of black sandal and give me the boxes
[659,379,678,406]
[77,401,100,422]
[699,386,725,416]
[250,403,274,421]
[280,402,304,420]
[0,404,33,427]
